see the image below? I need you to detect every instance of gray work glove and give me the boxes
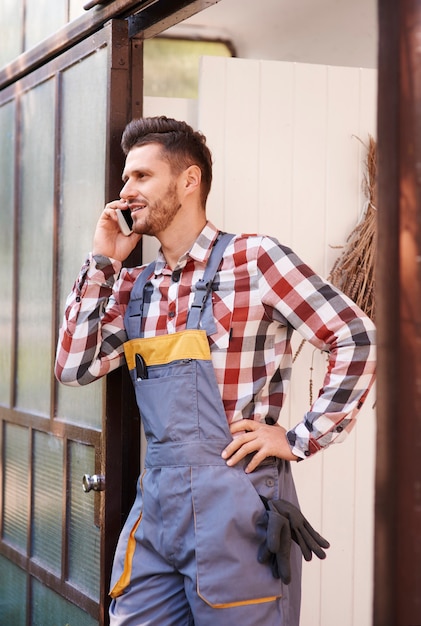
[258,496,330,584]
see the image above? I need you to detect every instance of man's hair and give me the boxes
[121,116,213,205]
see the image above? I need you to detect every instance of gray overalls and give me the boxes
[109,233,302,626]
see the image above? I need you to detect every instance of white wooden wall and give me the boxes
[143,56,377,626]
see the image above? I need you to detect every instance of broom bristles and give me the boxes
[328,135,377,320]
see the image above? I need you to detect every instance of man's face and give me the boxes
[120,143,182,237]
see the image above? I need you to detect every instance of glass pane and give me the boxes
[3,423,29,550]
[0,555,27,626]
[32,432,63,573]
[31,578,97,626]
[68,441,100,599]
[56,46,108,429]
[56,383,103,429]
[0,0,23,67]
[24,0,66,51]
[144,38,232,98]
[0,100,15,406]
[15,78,55,415]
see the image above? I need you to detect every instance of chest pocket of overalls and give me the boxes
[125,330,212,443]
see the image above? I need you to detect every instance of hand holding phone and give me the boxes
[93,202,140,261]
[116,208,133,236]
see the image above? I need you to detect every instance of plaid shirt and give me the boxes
[55,221,376,459]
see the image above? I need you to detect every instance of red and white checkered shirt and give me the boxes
[55,221,376,459]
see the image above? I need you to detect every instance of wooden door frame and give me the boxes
[375,0,421,624]
[99,21,143,623]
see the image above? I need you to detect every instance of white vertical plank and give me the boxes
[358,68,378,141]
[352,67,377,626]
[289,64,329,624]
[324,66,362,276]
[198,56,227,228]
[291,63,328,274]
[356,67,378,234]
[317,65,361,626]
[320,434,356,626]
[258,60,295,244]
[352,386,376,626]
[223,57,261,233]
[291,346,326,626]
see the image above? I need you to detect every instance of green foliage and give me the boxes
[144,38,232,98]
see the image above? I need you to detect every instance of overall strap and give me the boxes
[124,232,235,339]
[124,260,156,340]
[129,260,156,304]
[186,232,234,330]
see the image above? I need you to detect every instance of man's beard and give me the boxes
[133,181,182,236]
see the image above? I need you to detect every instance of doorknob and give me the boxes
[82,474,105,493]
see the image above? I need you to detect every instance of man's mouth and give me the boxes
[129,203,146,214]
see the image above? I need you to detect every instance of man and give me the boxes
[55,116,376,626]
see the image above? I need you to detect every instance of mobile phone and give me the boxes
[116,208,133,236]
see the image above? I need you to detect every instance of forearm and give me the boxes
[55,254,126,386]
[286,314,376,459]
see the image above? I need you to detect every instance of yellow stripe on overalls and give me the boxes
[109,514,142,599]
[123,329,211,369]
[110,470,148,599]
[197,591,280,609]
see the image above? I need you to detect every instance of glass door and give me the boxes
[0,19,142,625]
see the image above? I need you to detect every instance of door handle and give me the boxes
[82,474,105,493]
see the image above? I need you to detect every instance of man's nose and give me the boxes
[120,180,135,200]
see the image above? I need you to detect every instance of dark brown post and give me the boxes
[375,1,421,624]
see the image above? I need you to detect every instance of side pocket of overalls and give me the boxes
[191,463,283,608]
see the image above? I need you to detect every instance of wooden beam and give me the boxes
[127,0,219,38]
[375,0,421,624]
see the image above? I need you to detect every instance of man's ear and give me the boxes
[183,164,201,194]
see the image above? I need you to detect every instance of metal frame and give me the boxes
[0,0,219,90]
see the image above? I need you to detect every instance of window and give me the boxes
[143,37,233,98]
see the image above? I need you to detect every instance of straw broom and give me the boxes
[328,135,377,320]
